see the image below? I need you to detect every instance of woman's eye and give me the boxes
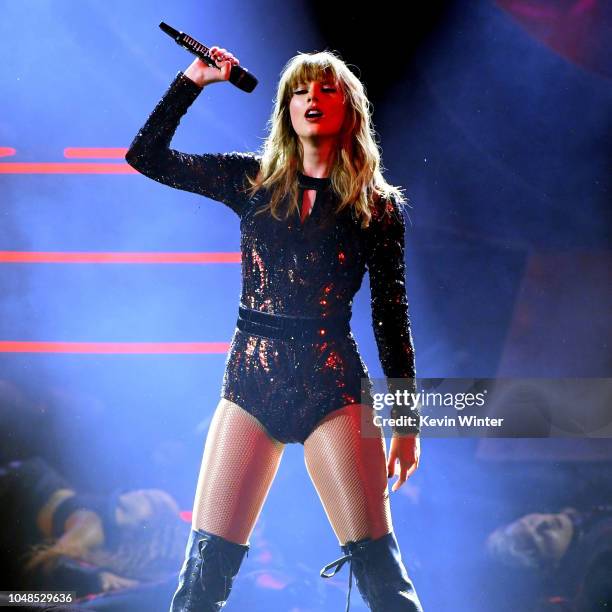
[293,87,336,94]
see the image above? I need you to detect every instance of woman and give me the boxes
[0,456,189,595]
[126,46,424,611]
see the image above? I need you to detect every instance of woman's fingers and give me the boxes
[392,460,417,492]
[210,46,239,66]
[388,447,405,491]
[99,571,140,592]
[388,435,421,492]
[203,46,237,82]
[184,45,238,87]
[391,460,403,492]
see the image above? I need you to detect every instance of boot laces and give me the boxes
[320,541,368,612]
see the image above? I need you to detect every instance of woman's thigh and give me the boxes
[192,398,286,545]
[303,403,393,545]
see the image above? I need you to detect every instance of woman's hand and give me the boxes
[24,510,104,574]
[387,434,420,492]
[99,571,140,592]
[183,46,240,88]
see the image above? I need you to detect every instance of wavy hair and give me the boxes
[246,50,407,229]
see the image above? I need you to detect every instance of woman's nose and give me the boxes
[307,85,320,100]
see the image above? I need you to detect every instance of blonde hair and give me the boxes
[246,50,407,228]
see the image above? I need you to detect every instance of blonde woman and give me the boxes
[126,46,423,611]
[0,457,189,596]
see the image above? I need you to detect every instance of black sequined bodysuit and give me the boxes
[125,71,419,442]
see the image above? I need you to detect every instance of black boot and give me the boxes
[169,527,249,612]
[320,531,423,612]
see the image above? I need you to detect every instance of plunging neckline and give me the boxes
[296,171,331,227]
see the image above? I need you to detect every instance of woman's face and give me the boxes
[288,77,347,142]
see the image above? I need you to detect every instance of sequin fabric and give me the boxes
[125,71,420,439]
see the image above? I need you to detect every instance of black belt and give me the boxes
[237,304,351,341]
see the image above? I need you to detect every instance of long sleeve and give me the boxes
[125,71,261,217]
[365,195,420,435]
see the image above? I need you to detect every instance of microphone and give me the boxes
[159,22,258,93]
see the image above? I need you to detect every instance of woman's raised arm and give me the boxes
[125,52,260,217]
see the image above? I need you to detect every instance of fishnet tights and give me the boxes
[304,402,393,545]
[192,398,284,545]
[192,399,392,546]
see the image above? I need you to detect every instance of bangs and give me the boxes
[286,58,340,92]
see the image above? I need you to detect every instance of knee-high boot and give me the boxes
[320,530,423,612]
[169,527,249,612]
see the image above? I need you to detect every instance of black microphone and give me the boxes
[159,22,258,93]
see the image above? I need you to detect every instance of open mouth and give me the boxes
[305,109,324,120]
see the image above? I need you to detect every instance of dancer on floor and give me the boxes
[126,45,424,612]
